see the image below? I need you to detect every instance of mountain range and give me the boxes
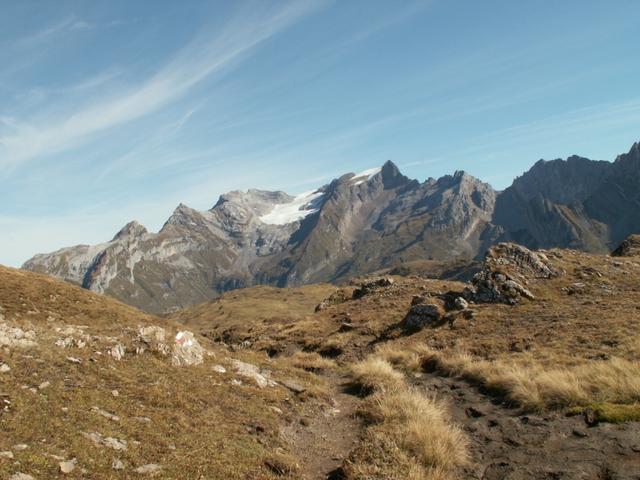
[23,141,640,313]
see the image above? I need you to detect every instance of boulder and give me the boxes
[403,303,443,330]
[136,326,170,356]
[171,331,205,367]
[232,360,276,388]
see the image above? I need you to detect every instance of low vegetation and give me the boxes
[346,357,467,480]
[382,345,640,413]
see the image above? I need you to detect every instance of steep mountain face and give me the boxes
[494,142,640,252]
[22,142,640,313]
[23,162,497,313]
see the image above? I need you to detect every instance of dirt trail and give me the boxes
[282,373,361,480]
[412,373,640,480]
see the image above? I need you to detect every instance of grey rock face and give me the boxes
[494,142,640,252]
[24,161,499,313]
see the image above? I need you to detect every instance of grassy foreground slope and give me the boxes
[0,266,328,479]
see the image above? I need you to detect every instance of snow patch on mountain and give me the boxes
[259,190,325,225]
[352,167,382,185]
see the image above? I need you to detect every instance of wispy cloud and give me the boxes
[0,1,323,173]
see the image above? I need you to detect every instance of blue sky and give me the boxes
[1,0,640,267]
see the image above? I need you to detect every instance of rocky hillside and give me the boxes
[23,142,640,313]
[4,239,640,479]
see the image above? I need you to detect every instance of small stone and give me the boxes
[0,363,10,373]
[281,379,306,394]
[109,344,126,361]
[91,406,120,422]
[134,463,162,475]
[0,451,14,459]
[111,389,119,397]
[59,458,77,474]
[38,381,50,390]
[13,444,28,451]
[572,429,588,438]
[454,297,469,310]
[10,473,34,480]
[66,357,81,364]
[112,459,125,470]
[212,365,226,374]
[583,407,599,427]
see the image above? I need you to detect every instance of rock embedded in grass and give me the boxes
[134,464,162,475]
[403,303,443,330]
[59,458,77,474]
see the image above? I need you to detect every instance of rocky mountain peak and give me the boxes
[379,160,411,188]
[112,220,148,240]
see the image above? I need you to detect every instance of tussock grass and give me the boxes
[375,343,432,372]
[350,358,404,393]
[420,347,640,411]
[346,356,467,480]
[288,351,336,372]
[376,389,468,471]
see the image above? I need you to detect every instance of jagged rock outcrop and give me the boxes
[611,234,640,257]
[464,243,557,305]
[22,142,640,313]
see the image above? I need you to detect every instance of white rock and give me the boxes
[38,381,50,390]
[0,363,10,373]
[82,432,127,451]
[109,343,125,360]
[0,450,14,459]
[10,473,34,480]
[134,464,162,475]
[136,326,169,356]
[0,323,37,349]
[66,357,81,364]
[231,360,276,388]
[111,389,120,397]
[59,458,77,474]
[212,364,226,374]
[171,331,205,366]
[13,444,28,451]
[91,406,120,422]
[112,459,125,470]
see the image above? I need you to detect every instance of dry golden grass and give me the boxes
[287,351,336,372]
[350,357,404,393]
[420,347,640,411]
[346,356,467,480]
[376,389,468,471]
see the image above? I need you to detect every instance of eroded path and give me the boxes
[412,373,640,480]
[281,373,361,480]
